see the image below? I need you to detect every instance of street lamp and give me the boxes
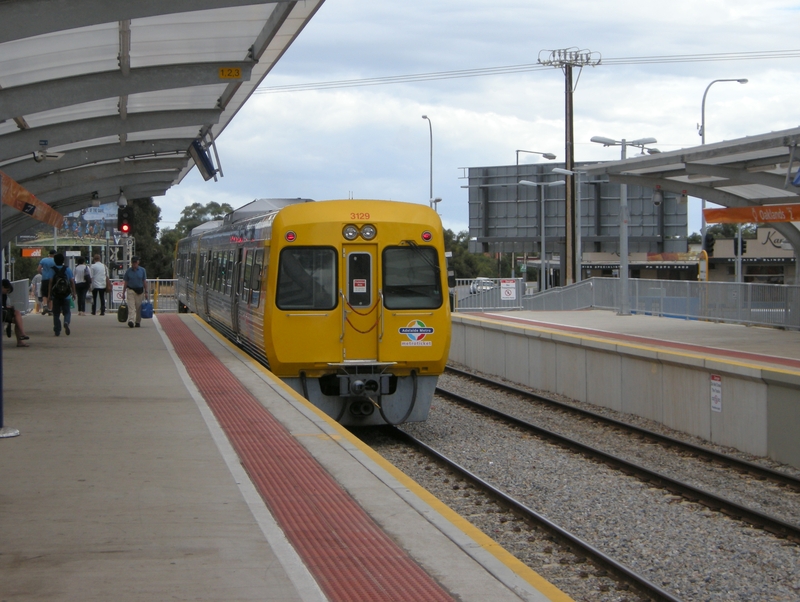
[516,149,557,167]
[421,115,435,212]
[591,136,659,315]
[552,167,588,283]
[515,151,556,201]
[698,78,748,241]
[519,179,566,292]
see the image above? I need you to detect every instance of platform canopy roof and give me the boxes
[585,127,800,250]
[0,0,325,240]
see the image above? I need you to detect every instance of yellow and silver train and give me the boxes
[175,198,452,426]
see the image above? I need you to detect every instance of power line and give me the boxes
[254,49,800,94]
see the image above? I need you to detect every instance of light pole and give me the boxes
[515,151,556,278]
[698,78,748,241]
[421,115,434,211]
[552,167,588,283]
[591,136,659,315]
[519,179,566,292]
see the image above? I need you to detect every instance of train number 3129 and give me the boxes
[350,212,370,220]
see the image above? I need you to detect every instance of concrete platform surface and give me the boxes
[0,311,565,602]
[483,309,800,367]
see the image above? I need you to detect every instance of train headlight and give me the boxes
[421,230,433,242]
[360,224,377,240]
[343,225,359,240]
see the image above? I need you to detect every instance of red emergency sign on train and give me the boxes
[353,279,367,293]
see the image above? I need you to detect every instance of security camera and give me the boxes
[652,189,664,207]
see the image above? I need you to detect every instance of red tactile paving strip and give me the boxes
[159,315,454,602]
[477,313,800,370]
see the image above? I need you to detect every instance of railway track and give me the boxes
[445,366,800,491]
[361,370,800,600]
[391,427,684,602]
[438,369,800,543]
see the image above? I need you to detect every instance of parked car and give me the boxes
[469,277,495,294]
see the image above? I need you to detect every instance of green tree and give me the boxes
[442,229,497,278]
[174,201,233,238]
[124,197,174,279]
[690,223,756,243]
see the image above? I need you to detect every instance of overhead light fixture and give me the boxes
[118,191,127,207]
[679,191,688,204]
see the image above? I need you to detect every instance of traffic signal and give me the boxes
[703,232,715,257]
[741,239,747,255]
[117,206,133,235]
[733,238,740,256]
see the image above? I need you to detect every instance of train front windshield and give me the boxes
[382,246,442,310]
[276,247,337,310]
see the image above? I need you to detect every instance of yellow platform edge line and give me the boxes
[183,314,574,602]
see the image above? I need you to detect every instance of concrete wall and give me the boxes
[450,314,800,469]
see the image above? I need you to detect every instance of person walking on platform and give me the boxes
[73,256,91,316]
[3,279,30,347]
[90,254,109,316]
[122,256,148,328]
[30,272,42,314]
[50,253,77,337]
[37,249,56,315]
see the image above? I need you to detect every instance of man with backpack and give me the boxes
[50,253,77,337]
[37,249,57,315]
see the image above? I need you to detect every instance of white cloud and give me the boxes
[160,0,800,236]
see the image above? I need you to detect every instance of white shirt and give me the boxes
[90,262,108,289]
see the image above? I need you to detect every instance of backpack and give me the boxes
[50,265,71,300]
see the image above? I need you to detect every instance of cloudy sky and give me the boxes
[159,0,800,236]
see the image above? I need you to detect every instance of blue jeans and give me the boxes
[52,297,71,334]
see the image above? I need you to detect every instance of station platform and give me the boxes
[450,310,800,469]
[0,311,567,602]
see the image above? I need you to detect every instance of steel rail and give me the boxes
[435,386,800,543]
[445,366,800,491]
[393,428,685,602]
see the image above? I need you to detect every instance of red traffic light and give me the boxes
[117,206,133,234]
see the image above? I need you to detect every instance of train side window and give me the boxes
[276,247,336,310]
[199,251,206,284]
[216,251,225,293]
[251,249,264,308]
[242,250,253,304]
[382,246,442,310]
[213,252,222,292]
[226,250,234,295]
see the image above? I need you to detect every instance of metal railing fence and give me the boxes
[456,277,800,330]
[100,278,180,314]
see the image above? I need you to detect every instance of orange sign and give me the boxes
[703,204,800,224]
[21,248,43,258]
[0,171,64,228]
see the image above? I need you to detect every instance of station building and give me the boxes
[463,162,796,285]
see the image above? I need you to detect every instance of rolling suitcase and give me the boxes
[117,302,128,323]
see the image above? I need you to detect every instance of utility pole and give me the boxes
[538,48,601,284]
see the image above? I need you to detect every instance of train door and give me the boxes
[342,245,379,361]
[203,251,213,318]
[231,248,243,335]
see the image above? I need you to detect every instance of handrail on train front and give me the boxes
[339,290,346,342]
[379,290,385,342]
